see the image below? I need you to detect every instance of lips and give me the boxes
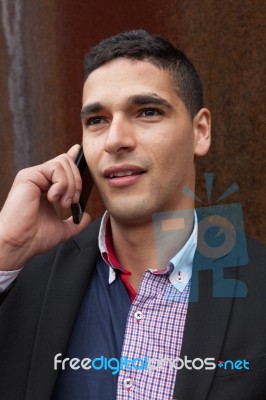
[103,165,146,187]
[103,165,145,179]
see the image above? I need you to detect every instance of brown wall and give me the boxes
[0,0,265,242]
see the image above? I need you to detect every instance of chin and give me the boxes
[107,202,154,225]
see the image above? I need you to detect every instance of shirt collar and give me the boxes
[167,210,197,292]
[98,210,197,293]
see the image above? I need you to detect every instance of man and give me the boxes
[0,30,265,400]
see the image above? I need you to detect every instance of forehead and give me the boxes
[82,58,178,107]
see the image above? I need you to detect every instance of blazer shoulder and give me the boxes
[25,216,102,270]
[71,216,102,250]
[0,217,102,305]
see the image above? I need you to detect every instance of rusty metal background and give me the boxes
[0,0,265,242]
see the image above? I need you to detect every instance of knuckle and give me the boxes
[15,167,36,182]
[51,160,64,169]
[57,153,72,164]
[16,167,31,177]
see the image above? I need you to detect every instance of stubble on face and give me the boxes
[82,59,197,225]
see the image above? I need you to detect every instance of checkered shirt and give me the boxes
[116,274,191,399]
[98,212,197,399]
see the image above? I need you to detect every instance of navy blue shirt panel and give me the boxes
[52,257,131,400]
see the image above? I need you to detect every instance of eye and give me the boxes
[86,116,106,126]
[140,108,162,117]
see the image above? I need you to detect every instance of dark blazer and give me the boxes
[0,218,266,400]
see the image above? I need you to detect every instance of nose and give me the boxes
[104,115,136,155]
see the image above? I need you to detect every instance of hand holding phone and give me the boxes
[0,145,92,270]
[71,145,93,224]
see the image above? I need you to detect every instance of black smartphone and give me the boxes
[71,145,93,224]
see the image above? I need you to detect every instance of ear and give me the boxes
[193,108,211,156]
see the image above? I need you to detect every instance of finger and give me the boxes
[59,153,82,205]
[44,161,69,204]
[54,155,79,208]
[44,152,82,208]
[67,144,81,161]
[64,154,83,204]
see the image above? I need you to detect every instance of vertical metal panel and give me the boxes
[161,0,266,242]
[1,0,32,170]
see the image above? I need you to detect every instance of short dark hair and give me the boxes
[83,30,203,118]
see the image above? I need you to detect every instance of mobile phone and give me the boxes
[71,145,93,224]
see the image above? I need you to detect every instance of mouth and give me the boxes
[103,165,146,187]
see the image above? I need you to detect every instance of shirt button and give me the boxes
[124,377,133,389]
[176,271,183,283]
[134,310,143,320]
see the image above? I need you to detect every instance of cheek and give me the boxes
[153,135,195,188]
[83,137,102,167]
[156,131,194,166]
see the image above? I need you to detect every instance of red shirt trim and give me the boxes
[104,219,136,302]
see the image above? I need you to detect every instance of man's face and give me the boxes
[81,58,210,224]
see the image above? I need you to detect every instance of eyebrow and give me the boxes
[80,93,173,119]
[127,93,173,109]
[80,102,103,119]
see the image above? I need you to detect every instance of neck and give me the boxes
[109,206,195,286]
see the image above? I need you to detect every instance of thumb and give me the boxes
[63,212,92,240]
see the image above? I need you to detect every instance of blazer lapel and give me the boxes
[25,223,100,400]
[173,249,240,400]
